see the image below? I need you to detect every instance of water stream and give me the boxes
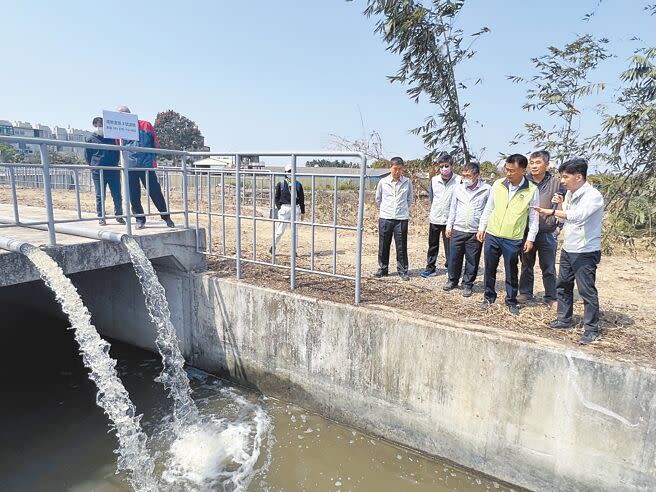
[123,236,199,426]
[21,245,157,491]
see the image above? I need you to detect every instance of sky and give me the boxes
[2,0,654,165]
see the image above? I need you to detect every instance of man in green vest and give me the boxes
[477,154,539,315]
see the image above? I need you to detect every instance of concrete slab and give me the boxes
[0,204,206,288]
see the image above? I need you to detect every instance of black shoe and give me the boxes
[480,299,492,309]
[442,281,457,291]
[98,218,106,226]
[508,304,520,316]
[516,293,532,304]
[116,217,126,225]
[462,286,473,297]
[579,331,600,345]
[399,273,410,281]
[136,221,146,230]
[164,218,175,228]
[373,269,388,278]
[549,320,574,329]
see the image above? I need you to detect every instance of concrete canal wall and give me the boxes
[189,275,656,492]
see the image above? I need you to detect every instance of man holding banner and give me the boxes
[116,106,174,229]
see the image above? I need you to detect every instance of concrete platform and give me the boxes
[0,204,206,288]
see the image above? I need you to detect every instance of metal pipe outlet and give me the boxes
[0,217,127,243]
[0,235,31,254]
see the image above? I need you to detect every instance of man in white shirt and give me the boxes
[477,154,539,316]
[374,157,413,280]
[533,158,604,345]
[421,154,459,278]
[444,161,491,297]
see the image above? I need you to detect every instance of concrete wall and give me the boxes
[191,276,656,492]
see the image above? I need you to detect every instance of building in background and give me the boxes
[0,119,89,158]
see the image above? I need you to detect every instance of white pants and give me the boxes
[273,204,301,250]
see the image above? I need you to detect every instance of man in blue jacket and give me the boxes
[84,117,124,225]
[117,106,174,229]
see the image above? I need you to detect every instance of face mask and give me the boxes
[94,127,103,136]
[462,177,474,187]
[440,166,451,177]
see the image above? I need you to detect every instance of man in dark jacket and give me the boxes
[271,163,305,255]
[117,106,174,229]
[518,150,565,305]
[84,117,124,225]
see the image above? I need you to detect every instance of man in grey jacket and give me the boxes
[421,153,459,278]
[518,151,565,305]
[374,157,413,280]
[444,161,491,296]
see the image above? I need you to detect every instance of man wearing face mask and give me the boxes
[532,158,604,345]
[444,161,491,296]
[271,163,305,256]
[421,154,459,278]
[84,117,124,225]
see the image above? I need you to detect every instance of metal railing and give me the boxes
[0,135,368,303]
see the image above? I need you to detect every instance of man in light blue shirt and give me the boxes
[533,157,604,345]
[374,157,413,280]
[444,161,491,297]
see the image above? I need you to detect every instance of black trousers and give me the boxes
[426,223,449,270]
[557,250,601,333]
[129,169,170,223]
[519,231,558,301]
[448,230,483,288]
[378,218,409,274]
[484,234,524,306]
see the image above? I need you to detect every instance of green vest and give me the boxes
[486,178,537,240]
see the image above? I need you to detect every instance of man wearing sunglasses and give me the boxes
[421,153,459,278]
[477,154,539,315]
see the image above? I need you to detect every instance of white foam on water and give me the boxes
[23,246,157,491]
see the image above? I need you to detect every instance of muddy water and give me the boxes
[0,309,518,491]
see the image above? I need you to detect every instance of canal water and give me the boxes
[0,307,517,492]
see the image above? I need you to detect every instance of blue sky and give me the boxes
[2,0,654,164]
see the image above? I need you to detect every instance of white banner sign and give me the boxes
[102,110,139,141]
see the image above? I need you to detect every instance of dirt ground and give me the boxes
[3,186,656,368]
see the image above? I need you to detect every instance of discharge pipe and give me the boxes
[0,235,31,254]
[0,216,127,244]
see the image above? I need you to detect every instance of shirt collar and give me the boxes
[385,174,407,185]
[571,181,591,200]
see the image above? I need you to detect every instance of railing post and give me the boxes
[181,154,189,229]
[290,154,297,290]
[38,143,57,245]
[235,154,242,279]
[355,154,367,304]
[120,145,132,236]
[8,166,20,224]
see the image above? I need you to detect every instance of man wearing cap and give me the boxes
[421,153,459,278]
[271,163,305,255]
[117,106,174,229]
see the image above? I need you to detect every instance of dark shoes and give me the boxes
[579,331,600,345]
[480,299,492,309]
[116,217,126,225]
[462,285,473,297]
[399,273,410,281]
[420,269,435,278]
[442,281,457,291]
[549,320,574,330]
[136,221,146,230]
[516,293,532,304]
[98,218,106,226]
[373,269,388,278]
[164,218,175,228]
[508,304,520,316]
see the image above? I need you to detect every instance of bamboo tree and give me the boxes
[509,35,610,164]
[356,0,489,165]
